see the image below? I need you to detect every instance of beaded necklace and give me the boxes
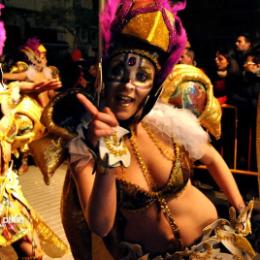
[128,123,183,247]
[141,122,175,161]
[129,123,178,189]
[129,126,155,189]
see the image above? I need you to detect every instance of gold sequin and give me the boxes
[122,10,175,52]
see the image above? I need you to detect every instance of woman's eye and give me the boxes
[111,64,124,78]
[136,71,149,82]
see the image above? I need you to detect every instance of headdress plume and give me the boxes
[0,4,6,56]
[100,0,122,53]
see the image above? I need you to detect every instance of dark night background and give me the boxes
[181,0,260,71]
[1,0,259,73]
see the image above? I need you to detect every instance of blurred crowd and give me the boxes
[178,33,260,173]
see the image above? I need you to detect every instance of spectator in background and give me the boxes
[61,48,96,98]
[244,51,260,80]
[178,47,197,66]
[243,51,260,169]
[234,33,253,71]
[85,58,98,87]
[229,51,260,170]
[242,51,260,114]
[70,48,88,88]
[211,47,240,105]
[210,48,241,168]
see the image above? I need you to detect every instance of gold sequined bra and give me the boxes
[116,145,190,211]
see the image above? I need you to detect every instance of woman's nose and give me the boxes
[125,80,135,90]
[121,72,134,89]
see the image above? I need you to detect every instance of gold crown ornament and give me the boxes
[122,7,175,52]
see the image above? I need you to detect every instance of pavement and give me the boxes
[0,163,112,260]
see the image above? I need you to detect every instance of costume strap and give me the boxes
[157,196,183,249]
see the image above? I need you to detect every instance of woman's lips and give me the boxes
[116,95,135,106]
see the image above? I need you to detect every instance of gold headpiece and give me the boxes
[38,44,46,53]
[111,48,161,71]
[122,9,175,52]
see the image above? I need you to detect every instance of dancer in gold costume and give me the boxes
[3,37,60,108]
[3,36,61,174]
[0,5,67,259]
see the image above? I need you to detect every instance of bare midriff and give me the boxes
[121,181,218,254]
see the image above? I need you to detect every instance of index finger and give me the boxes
[77,93,99,117]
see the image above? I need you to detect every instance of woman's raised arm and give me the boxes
[71,94,119,237]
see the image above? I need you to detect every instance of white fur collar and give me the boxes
[143,102,209,160]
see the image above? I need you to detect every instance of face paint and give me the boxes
[106,53,155,121]
[107,53,155,89]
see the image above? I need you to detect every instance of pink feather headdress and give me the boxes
[100,0,187,120]
[0,4,6,56]
[21,37,42,55]
[20,37,46,65]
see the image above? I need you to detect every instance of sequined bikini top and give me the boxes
[116,144,191,211]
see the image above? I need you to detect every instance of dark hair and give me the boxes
[246,51,260,64]
[216,47,240,75]
[237,32,253,43]
[216,46,234,60]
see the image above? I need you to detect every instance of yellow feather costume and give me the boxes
[0,84,68,257]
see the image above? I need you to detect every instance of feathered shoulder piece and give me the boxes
[144,102,209,161]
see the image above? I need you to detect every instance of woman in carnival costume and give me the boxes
[57,0,256,259]
[3,37,60,108]
[0,5,68,259]
[3,37,61,173]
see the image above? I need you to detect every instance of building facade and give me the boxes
[2,0,97,60]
